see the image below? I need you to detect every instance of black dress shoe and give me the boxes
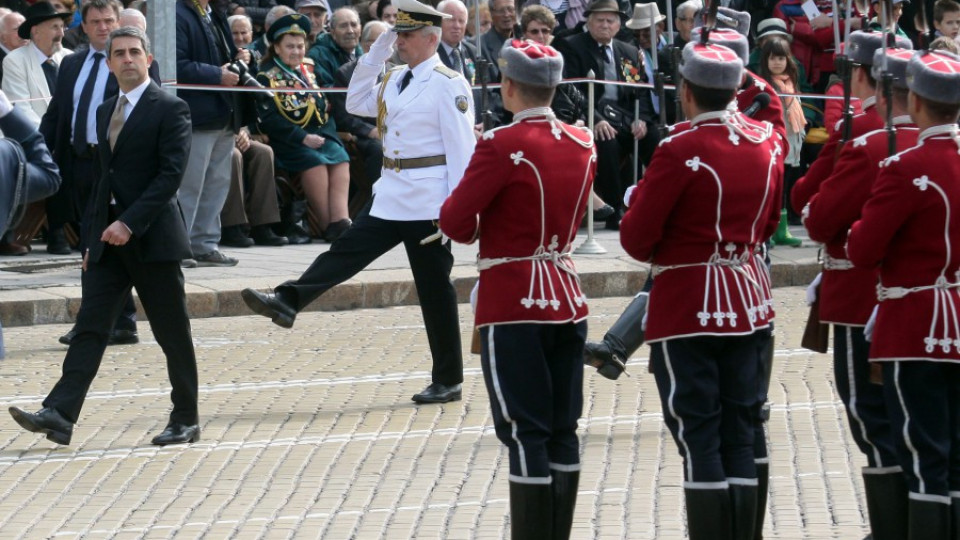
[241,288,297,328]
[323,219,351,243]
[221,225,254,248]
[412,382,462,404]
[282,223,313,245]
[250,224,288,246]
[109,329,139,345]
[593,204,616,221]
[46,228,72,255]
[151,422,200,446]
[8,406,73,445]
[59,329,139,346]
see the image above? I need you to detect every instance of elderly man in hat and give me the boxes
[846,49,960,540]
[554,0,657,231]
[1,1,71,127]
[242,0,475,405]
[439,38,595,540]
[296,0,329,46]
[620,40,782,540]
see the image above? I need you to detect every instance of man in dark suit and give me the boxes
[40,0,143,348]
[555,0,658,230]
[0,11,27,85]
[8,26,201,447]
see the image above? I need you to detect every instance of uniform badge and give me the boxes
[455,95,469,113]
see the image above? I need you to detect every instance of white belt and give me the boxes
[823,254,854,270]
[477,248,575,274]
[877,277,960,301]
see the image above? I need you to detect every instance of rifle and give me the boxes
[837,0,855,149]
[699,0,720,44]
[914,0,936,47]
[879,0,896,156]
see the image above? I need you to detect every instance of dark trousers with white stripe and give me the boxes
[650,332,765,485]
[833,325,899,469]
[882,360,960,499]
[479,322,587,482]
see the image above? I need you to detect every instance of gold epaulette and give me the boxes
[434,64,459,79]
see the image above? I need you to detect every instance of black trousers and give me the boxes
[833,325,898,469]
[276,205,463,386]
[479,322,587,481]
[43,244,199,425]
[74,155,137,334]
[594,128,659,210]
[882,360,960,498]
[651,332,765,485]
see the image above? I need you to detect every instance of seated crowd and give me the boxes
[0,0,958,259]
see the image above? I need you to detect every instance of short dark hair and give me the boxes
[682,78,736,111]
[934,0,960,22]
[505,77,556,104]
[106,25,151,57]
[376,0,392,19]
[916,93,960,122]
[82,0,121,22]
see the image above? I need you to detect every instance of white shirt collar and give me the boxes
[118,78,151,110]
[30,42,51,64]
[862,95,877,110]
[86,46,107,60]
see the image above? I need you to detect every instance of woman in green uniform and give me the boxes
[256,13,352,241]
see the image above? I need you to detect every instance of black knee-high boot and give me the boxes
[908,498,950,540]
[685,488,732,540]
[510,481,553,539]
[731,484,759,540]
[862,469,908,540]
[754,462,769,540]
[583,292,648,380]
[551,470,579,540]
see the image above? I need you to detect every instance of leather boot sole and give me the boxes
[241,289,295,329]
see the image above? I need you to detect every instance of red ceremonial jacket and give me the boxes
[805,118,920,325]
[847,126,960,362]
[791,99,882,214]
[439,111,596,327]
[620,111,783,342]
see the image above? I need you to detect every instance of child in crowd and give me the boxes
[760,37,806,247]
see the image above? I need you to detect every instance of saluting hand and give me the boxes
[101,221,131,246]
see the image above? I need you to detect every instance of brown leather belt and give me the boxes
[383,155,447,172]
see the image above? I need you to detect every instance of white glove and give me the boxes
[469,280,479,314]
[641,306,648,331]
[864,305,878,342]
[623,185,636,208]
[363,31,398,66]
[805,272,822,305]
[0,90,12,118]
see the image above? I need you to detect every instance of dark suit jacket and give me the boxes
[40,49,161,179]
[331,59,376,138]
[555,32,656,126]
[0,48,6,86]
[86,82,193,264]
[176,0,238,129]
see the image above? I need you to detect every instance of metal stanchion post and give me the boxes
[575,70,607,255]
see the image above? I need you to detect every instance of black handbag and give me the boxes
[598,99,633,134]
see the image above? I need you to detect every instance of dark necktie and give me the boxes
[73,52,104,154]
[600,45,611,63]
[108,95,128,150]
[399,70,413,93]
[450,47,463,74]
[41,59,58,95]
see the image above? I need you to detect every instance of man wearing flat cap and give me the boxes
[439,38,595,540]
[1,1,72,126]
[554,0,657,231]
[242,0,476,406]
[800,45,917,540]
[846,48,960,540]
[619,41,782,540]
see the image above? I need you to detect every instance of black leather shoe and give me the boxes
[582,341,626,380]
[46,228,71,255]
[109,329,139,345]
[59,329,139,346]
[8,406,73,445]
[151,422,200,446]
[593,204,615,221]
[412,382,462,404]
[241,288,297,328]
[282,223,312,245]
[221,225,254,248]
[250,224,288,246]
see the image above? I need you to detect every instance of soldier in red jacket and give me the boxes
[847,49,960,540]
[619,41,782,540]
[802,46,917,540]
[439,39,596,540]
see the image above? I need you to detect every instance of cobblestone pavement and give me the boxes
[0,288,869,539]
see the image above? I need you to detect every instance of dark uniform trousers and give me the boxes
[276,203,463,387]
[479,322,587,480]
[73,153,138,335]
[43,242,199,426]
[594,128,659,211]
[882,360,960,497]
[833,325,899,468]
[651,331,767,484]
